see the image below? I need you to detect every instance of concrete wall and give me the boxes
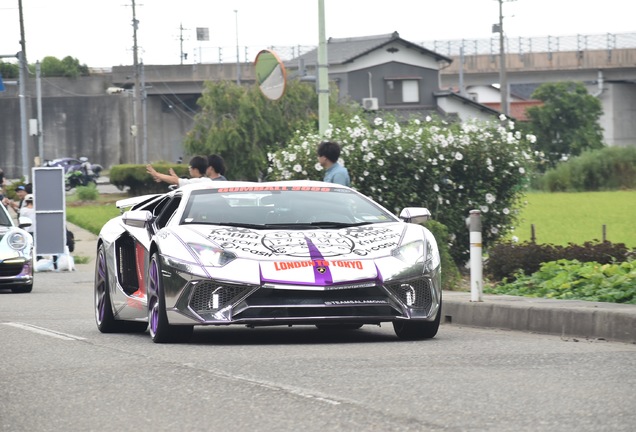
[0,74,196,179]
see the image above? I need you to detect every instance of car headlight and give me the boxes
[188,243,236,267]
[392,237,440,274]
[392,240,425,264]
[8,232,29,251]
[423,230,441,272]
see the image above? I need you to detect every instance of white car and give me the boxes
[0,203,34,293]
[95,180,442,343]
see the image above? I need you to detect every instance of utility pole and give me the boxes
[179,23,188,64]
[317,0,329,136]
[18,0,30,181]
[495,0,512,116]
[234,10,240,84]
[131,0,144,163]
[36,61,43,163]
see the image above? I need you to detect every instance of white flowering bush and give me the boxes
[267,113,537,264]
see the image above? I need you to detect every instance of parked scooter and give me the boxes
[65,157,103,191]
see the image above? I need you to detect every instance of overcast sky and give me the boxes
[1,0,634,68]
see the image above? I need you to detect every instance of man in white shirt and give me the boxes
[146,155,210,187]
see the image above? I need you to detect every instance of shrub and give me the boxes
[75,184,99,201]
[539,146,636,192]
[423,219,461,291]
[486,240,631,281]
[267,112,538,265]
[109,163,189,196]
[485,259,636,304]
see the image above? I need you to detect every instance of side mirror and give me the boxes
[399,207,431,224]
[122,210,153,228]
[18,216,32,229]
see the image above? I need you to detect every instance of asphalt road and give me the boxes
[1,264,636,432]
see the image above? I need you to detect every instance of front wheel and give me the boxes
[148,253,193,343]
[393,299,442,340]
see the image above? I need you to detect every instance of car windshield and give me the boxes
[181,186,397,227]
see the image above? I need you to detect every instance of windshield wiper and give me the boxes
[305,221,373,228]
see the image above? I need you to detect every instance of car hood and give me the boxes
[166,222,427,285]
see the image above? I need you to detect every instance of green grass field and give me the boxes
[508,190,636,248]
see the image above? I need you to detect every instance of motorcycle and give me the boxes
[64,157,103,191]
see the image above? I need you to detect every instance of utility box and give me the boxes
[32,167,66,255]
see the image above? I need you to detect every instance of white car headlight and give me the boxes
[423,230,441,272]
[392,240,425,264]
[188,243,236,267]
[8,232,29,251]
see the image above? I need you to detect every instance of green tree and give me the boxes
[40,56,89,77]
[527,81,604,169]
[183,79,353,181]
[0,60,19,79]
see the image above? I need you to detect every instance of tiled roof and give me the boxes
[482,100,543,121]
[288,32,452,67]
[434,90,502,116]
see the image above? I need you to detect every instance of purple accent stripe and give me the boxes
[305,237,333,285]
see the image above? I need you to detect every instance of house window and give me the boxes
[384,79,420,104]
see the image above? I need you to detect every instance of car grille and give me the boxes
[189,281,255,314]
[186,277,434,323]
[0,262,25,277]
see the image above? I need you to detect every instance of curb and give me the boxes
[442,291,636,344]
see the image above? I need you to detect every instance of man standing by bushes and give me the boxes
[317,141,350,186]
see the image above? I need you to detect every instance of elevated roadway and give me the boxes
[440,48,636,88]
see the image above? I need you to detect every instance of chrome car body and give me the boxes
[94,181,442,343]
[0,204,34,293]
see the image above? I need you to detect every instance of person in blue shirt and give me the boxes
[317,141,350,186]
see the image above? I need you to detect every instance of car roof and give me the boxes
[179,179,352,192]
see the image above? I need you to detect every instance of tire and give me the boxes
[95,244,147,333]
[148,253,193,343]
[393,299,442,340]
[11,283,33,293]
[315,324,363,331]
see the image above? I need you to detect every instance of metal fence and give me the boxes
[192,45,315,64]
[420,32,636,57]
[192,32,636,64]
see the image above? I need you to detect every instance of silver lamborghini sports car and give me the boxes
[94,181,442,343]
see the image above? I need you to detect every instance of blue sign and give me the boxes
[0,73,4,92]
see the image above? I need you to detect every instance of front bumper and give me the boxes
[162,262,441,327]
[0,259,34,287]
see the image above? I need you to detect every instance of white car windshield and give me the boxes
[181,186,397,227]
